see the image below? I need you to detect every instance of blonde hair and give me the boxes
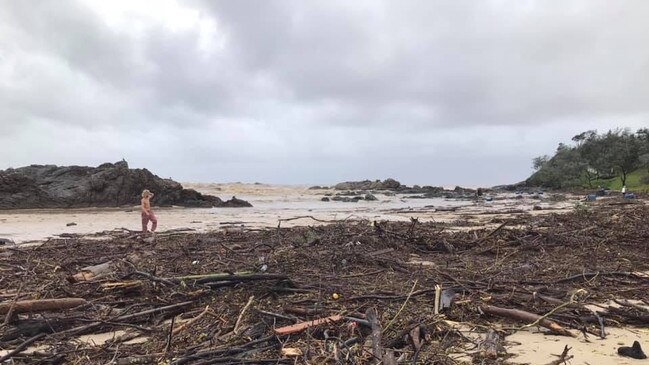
[142,189,151,198]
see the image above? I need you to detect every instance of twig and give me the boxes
[543,345,573,365]
[0,333,46,362]
[2,284,23,326]
[173,305,212,335]
[383,279,418,332]
[519,289,586,331]
[165,316,176,356]
[234,295,255,335]
[473,221,509,244]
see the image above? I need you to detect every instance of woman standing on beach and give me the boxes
[141,189,157,234]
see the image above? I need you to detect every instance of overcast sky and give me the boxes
[1,1,648,186]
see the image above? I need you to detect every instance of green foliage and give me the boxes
[528,128,649,190]
[589,169,649,192]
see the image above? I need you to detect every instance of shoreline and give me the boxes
[1,191,579,244]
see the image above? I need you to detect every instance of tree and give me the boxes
[528,128,645,189]
[532,155,549,170]
[527,145,585,188]
[601,130,642,186]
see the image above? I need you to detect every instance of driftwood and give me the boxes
[59,301,194,336]
[71,261,117,282]
[479,329,503,359]
[366,308,383,361]
[274,315,343,336]
[170,272,288,285]
[0,298,87,315]
[544,345,574,365]
[365,308,396,365]
[480,304,574,337]
[0,333,46,363]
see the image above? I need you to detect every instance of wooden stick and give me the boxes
[0,298,87,315]
[473,221,509,244]
[544,345,573,365]
[365,308,383,363]
[172,305,211,335]
[2,284,23,325]
[59,301,193,336]
[171,273,287,284]
[164,316,176,356]
[0,333,46,362]
[274,315,343,336]
[481,304,574,337]
[234,296,255,335]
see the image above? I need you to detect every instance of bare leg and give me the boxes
[141,212,150,233]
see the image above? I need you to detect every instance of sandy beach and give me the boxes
[1,184,647,365]
[0,183,575,244]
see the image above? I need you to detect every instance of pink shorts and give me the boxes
[142,211,157,232]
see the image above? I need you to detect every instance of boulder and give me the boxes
[331,196,362,203]
[364,193,378,201]
[219,196,253,208]
[334,179,402,191]
[0,161,251,209]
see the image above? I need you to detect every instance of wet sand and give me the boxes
[0,183,575,244]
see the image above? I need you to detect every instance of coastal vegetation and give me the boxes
[527,128,649,191]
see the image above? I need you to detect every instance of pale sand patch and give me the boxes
[508,327,649,365]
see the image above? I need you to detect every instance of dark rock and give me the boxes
[0,238,14,245]
[336,191,362,196]
[533,205,543,211]
[309,186,329,190]
[334,178,401,191]
[321,197,330,202]
[66,222,77,226]
[364,193,377,201]
[0,161,251,209]
[618,341,647,359]
[332,196,361,203]
[219,196,253,208]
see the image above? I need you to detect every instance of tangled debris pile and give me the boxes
[0,204,648,364]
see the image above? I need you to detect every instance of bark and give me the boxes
[0,298,87,315]
[481,304,574,337]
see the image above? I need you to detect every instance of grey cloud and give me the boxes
[1,0,648,185]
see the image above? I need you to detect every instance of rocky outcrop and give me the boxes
[0,161,252,209]
[334,179,402,191]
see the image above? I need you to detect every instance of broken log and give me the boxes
[480,329,503,359]
[0,298,87,315]
[480,304,574,337]
[273,315,343,336]
[70,261,117,282]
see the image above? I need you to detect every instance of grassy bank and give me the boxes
[590,169,649,192]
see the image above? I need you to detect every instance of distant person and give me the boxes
[141,189,157,234]
[621,185,627,197]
